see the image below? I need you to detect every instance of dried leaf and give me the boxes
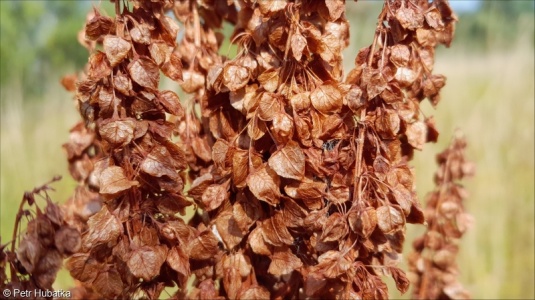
[323,0,345,21]
[390,267,410,294]
[55,226,81,255]
[314,250,352,279]
[130,24,151,45]
[407,121,427,150]
[291,32,307,61]
[127,245,168,281]
[85,10,114,40]
[272,112,294,143]
[92,269,123,299]
[239,286,271,299]
[258,68,280,93]
[113,71,133,96]
[155,193,191,216]
[166,246,190,280]
[258,92,282,121]
[99,118,136,147]
[233,194,262,233]
[425,7,445,30]
[423,74,446,106]
[390,44,410,67]
[103,35,131,67]
[162,51,184,82]
[84,207,122,249]
[33,249,62,289]
[140,145,182,178]
[88,51,111,80]
[158,90,184,117]
[367,70,388,99]
[128,57,160,90]
[247,164,281,206]
[260,213,294,246]
[223,64,249,91]
[248,227,272,256]
[396,6,424,30]
[268,141,305,180]
[376,205,405,234]
[310,83,343,114]
[232,149,249,188]
[258,0,287,15]
[16,234,43,273]
[268,247,303,276]
[181,70,205,93]
[149,42,171,66]
[99,166,139,197]
[320,212,349,242]
[202,181,230,211]
[214,212,245,250]
[348,207,377,238]
[187,230,220,260]
[66,253,102,284]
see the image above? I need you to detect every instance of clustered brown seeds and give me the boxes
[54,0,457,299]
[408,132,475,300]
[185,0,457,298]
[62,1,203,298]
[0,177,81,294]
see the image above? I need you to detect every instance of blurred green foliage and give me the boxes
[0,1,113,98]
[454,1,535,50]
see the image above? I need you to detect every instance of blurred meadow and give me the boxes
[0,1,533,298]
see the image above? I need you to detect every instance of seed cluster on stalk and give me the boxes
[408,132,474,300]
[48,0,460,299]
[61,1,200,298]
[0,177,82,295]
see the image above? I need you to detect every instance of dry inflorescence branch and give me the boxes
[188,0,457,298]
[62,1,199,298]
[0,177,82,294]
[408,132,475,300]
[2,0,462,299]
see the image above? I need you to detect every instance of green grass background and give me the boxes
[1,1,533,298]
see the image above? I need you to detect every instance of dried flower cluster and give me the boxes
[61,1,202,298]
[0,177,81,293]
[408,132,475,299]
[182,0,456,298]
[2,0,464,299]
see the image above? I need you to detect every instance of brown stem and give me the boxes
[284,25,294,62]
[418,258,432,299]
[192,2,201,49]
[368,4,387,67]
[352,109,367,204]
[115,0,122,23]
[9,195,27,278]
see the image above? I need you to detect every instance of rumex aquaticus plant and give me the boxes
[1,0,473,299]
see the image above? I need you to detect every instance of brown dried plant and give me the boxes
[0,177,81,294]
[408,132,475,299]
[2,0,466,299]
[184,0,456,298]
